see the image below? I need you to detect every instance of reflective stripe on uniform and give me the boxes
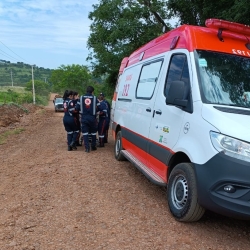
[93,96,96,115]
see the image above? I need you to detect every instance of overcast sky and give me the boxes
[0,0,99,69]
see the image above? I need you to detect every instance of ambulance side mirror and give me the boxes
[165,80,188,107]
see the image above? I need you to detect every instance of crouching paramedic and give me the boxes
[76,86,98,153]
[63,90,80,151]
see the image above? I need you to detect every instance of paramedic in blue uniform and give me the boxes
[63,90,79,151]
[76,86,98,153]
[97,93,108,147]
[102,94,111,143]
[72,91,82,146]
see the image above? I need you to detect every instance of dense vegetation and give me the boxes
[50,64,111,100]
[0,61,52,87]
[0,60,110,105]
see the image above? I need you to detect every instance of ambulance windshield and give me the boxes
[195,50,250,108]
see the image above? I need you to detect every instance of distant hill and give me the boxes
[0,60,53,87]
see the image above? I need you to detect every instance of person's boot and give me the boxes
[75,141,82,146]
[68,146,72,151]
[91,146,97,151]
[70,141,77,150]
[99,138,104,147]
[85,148,90,153]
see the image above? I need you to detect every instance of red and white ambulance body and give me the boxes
[111,19,250,222]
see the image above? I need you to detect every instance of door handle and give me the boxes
[146,108,151,112]
[155,109,162,115]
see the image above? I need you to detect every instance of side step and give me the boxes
[121,150,167,186]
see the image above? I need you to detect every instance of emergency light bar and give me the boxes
[205,18,250,46]
[206,18,250,36]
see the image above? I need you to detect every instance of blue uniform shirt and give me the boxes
[77,93,97,117]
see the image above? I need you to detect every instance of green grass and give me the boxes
[0,128,25,145]
[0,86,26,93]
[0,87,50,105]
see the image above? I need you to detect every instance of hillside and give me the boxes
[0,60,53,87]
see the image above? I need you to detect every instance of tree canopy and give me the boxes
[87,0,171,87]
[166,0,250,26]
[49,64,92,94]
[25,80,50,96]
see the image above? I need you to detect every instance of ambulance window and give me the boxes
[136,60,163,99]
[164,54,190,97]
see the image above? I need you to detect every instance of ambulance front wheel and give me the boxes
[167,163,205,222]
[115,131,126,161]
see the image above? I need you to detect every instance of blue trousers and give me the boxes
[81,116,97,149]
[63,115,79,146]
[98,118,106,146]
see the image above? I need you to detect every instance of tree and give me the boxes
[166,0,249,26]
[87,0,171,87]
[25,80,50,96]
[223,0,250,24]
[49,64,92,94]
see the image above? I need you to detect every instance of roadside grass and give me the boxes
[0,86,26,93]
[0,87,50,105]
[0,128,25,145]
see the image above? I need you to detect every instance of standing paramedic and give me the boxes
[76,86,98,153]
[97,93,108,147]
[62,90,79,151]
[72,91,82,146]
[103,94,110,143]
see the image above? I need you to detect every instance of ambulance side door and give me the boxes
[148,51,193,175]
[121,59,164,163]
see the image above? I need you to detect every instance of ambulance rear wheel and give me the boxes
[167,163,205,222]
[115,131,126,161]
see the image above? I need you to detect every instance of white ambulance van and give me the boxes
[111,19,250,222]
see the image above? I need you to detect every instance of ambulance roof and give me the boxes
[125,19,250,68]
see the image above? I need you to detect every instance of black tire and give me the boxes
[114,131,126,161]
[167,163,205,222]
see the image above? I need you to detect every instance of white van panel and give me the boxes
[115,63,153,139]
[202,104,250,142]
[148,49,192,150]
[173,101,219,164]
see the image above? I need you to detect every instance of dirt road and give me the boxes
[0,95,250,250]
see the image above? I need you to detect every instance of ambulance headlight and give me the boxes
[210,131,250,163]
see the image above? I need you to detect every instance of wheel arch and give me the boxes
[167,152,191,180]
[115,124,122,136]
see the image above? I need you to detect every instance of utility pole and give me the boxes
[31,65,36,104]
[10,69,13,87]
